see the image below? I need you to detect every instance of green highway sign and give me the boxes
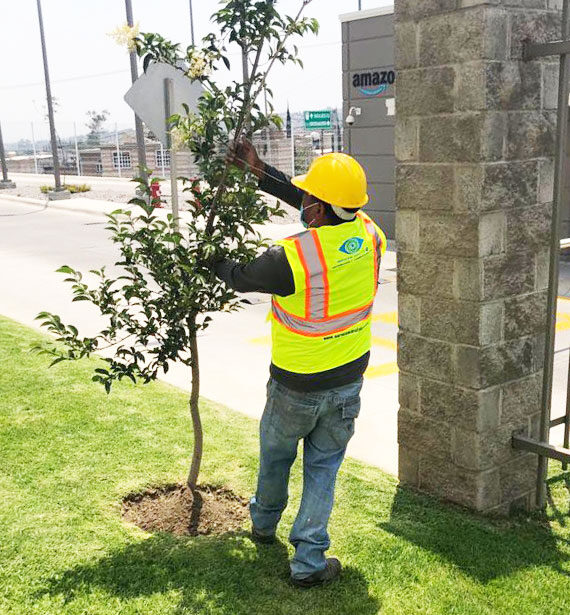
[304,110,332,130]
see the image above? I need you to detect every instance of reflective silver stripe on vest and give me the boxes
[296,231,327,320]
[362,219,382,279]
[272,299,373,336]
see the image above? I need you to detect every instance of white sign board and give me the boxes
[124,62,203,146]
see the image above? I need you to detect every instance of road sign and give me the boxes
[304,110,332,130]
[124,62,203,146]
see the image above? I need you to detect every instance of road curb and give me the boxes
[1,193,396,258]
[0,193,134,218]
[0,194,47,207]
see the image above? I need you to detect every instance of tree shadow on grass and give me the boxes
[379,484,570,584]
[546,472,570,531]
[38,532,380,615]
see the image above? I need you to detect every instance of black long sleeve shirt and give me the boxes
[214,163,370,391]
[214,164,301,297]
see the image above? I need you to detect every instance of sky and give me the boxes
[0,0,392,146]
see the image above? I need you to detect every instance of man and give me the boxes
[215,138,386,588]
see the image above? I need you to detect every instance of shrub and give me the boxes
[40,184,91,194]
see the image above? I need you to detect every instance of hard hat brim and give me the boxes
[291,173,369,209]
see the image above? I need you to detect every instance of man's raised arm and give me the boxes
[227,138,305,210]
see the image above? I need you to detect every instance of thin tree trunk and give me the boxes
[187,314,203,491]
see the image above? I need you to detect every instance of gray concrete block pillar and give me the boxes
[395,0,562,514]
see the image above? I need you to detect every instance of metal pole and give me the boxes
[115,123,122,179]
[537,0,570,508]
[263,88,273,165]
[125,0,147,183]
[74,122,81,177]
[358,0,362,9]
[189,0,195,45]
[36,0,63,192]
[164,78,179,228]
[0,122,9,181]
[564,359,570,470]
[0,121,15,187]
[290,117,295,176]
[31,122,39,174]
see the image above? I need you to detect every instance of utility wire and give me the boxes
[0,39,341,91]
[0,69,130,90]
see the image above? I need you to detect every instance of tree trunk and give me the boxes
[187,314,203,491]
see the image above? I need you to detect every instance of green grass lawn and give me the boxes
[0,315,569,615]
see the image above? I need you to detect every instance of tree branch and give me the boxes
[204,0,314,235]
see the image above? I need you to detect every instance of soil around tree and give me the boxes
[122,484,249,536]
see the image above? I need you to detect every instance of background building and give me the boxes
[341,6,396,238]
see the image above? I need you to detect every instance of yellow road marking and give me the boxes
[556,313,570,332]
[372,311,398,325]
[372,336,397,351]
[365,362,399,379]
[249,335,271,345]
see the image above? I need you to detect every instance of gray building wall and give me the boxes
[342,7,396,238]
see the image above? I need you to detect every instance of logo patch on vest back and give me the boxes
[339,237,364,255]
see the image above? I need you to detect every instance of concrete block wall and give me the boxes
[395,0,561,514]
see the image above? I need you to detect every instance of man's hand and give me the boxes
[226,137,265,180]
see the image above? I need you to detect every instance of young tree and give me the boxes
[86,110,110,146]
[35,0,317,493]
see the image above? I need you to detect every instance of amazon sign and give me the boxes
[352,69,396,98]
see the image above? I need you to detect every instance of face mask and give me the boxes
[300,202,318,229]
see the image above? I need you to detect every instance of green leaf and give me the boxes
[56,265,75,274]
[143,54,153,73]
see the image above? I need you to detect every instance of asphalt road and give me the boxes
[4,172,300,223]
[2,195,568,475]
[0,197,401,474]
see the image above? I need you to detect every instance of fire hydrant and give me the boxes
[190,179,203,212]
[150,181,162,208]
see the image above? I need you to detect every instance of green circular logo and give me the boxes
[340,237,364,255]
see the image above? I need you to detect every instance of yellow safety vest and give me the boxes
[271,212,386,374]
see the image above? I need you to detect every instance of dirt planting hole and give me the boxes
[122,484,249,536]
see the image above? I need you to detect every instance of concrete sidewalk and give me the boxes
[0,195,399,475]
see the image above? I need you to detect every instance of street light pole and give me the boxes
[31,122,39,174]
[36,0,68,198]
[189,0,195,45]
[0,121,16,189]
[125,0,147,182]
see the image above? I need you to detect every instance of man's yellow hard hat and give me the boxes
[291,152,369,209]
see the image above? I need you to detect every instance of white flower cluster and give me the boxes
[186,51,214,79]
[108,22,140,53]
[170,126,186,152]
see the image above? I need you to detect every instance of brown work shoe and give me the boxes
[290,558,342,589]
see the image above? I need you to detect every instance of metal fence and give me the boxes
[5,124,344,181]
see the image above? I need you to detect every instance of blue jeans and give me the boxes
[250,376,363,579]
